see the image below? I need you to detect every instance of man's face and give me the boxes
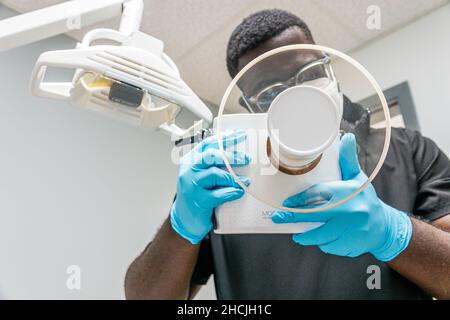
[237,26,322,105]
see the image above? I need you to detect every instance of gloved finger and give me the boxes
[195,167,250,189]
[281,181,354,208]
[194,148,251,169]
[199,130,247,152]
[282,180,360,209]
[271,185,336,224]
[321,229,365,258]
[271,209,332,223]
[208,187,245,207]
[291,217,347,246]
[318,240,355,257]
[339,133,361,181]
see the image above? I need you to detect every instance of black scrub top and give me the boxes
[190,101,450,300]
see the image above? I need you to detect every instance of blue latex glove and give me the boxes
[170,130,251,244]
[272,133,412,262]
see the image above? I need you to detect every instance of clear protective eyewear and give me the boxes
[241,55,337,113]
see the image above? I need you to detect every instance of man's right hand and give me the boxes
[170,130,251,244]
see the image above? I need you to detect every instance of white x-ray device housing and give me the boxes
[214,85,342,234]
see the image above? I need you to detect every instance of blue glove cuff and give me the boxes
[170,205,204,245]
[372,208,413,262]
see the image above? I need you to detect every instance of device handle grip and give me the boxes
[82,28,129,47]
[159,120,207,141]
[29,51,81,101]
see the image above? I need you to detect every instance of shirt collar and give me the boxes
[341,95,371,149]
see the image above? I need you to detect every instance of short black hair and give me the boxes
[226,9,314,78]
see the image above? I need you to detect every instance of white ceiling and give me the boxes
[1,0,448,107]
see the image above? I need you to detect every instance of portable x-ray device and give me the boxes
[209,45,390,234]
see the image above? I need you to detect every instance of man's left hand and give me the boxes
[272,133,413,262]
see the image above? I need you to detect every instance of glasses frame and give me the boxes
[241,55,337,113]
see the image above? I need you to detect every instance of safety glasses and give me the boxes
[241,55,336,113]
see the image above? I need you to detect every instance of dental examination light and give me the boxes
[0,0,213,138]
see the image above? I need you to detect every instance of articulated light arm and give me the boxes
[119,0,144,35]
[0,0,144,52]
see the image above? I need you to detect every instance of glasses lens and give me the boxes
[296,63,329,84]
[257,84,289,111]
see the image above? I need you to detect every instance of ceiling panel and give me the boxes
[1,0,447,107]
[312,0,449,49]
[0,0,256,60]
[176,0,448,107]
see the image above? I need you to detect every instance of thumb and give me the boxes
[339,133,361,180]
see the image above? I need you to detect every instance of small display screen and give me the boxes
[108,81,144,108]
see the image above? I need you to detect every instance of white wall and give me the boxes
[0,5,215,299]
[336,3,450,155]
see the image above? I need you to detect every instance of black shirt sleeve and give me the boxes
[406,130,450,221]
[191,233,214,285]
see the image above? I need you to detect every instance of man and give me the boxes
[125,9,450,299]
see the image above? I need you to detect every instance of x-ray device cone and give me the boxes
[214,84,342,234]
